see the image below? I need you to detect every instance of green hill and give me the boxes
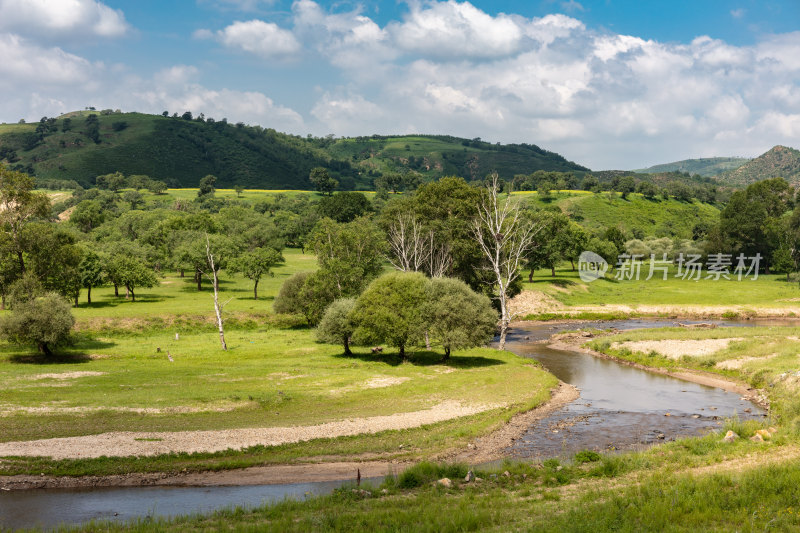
[522,191,720,239]
[715,145,800,187]
[634,157,749,177]
[0,111,589,189]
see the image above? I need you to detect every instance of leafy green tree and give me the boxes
[0,293,75,356]
[234,184,244,198]
[316,298,357,355]
[0,233,21,309]
[772,247,795,282]
[636,181,659,200]
[104,172,126,192]
[317,192,371,223]
[537,180,553,200]
[198,174,217,198]
[20,222,83,305]
[352,272,430,359]
[273,271,312,319]
[308,217,385,297]
[70,200,106,232]
[227,247,284,300]
[146,179,168,195]
[79,251,104,304]
[112,256,158,301]
[526,209,569,278]
[0,164,51,273]
[296,271,339,326]
[425,277,497,360]
[309,167,338,196]
[582,175,600,191]
[615,176,636,198]
[122,190,144,209]
[128,175,149,190]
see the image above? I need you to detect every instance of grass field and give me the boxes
[0,248,558,476]
[520,264,800,318]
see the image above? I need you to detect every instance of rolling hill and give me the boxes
[634,157,750,177]
[0,111,589,189]
[715,145,800,187]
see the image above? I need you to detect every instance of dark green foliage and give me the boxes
[309,167,338,196]
[197,174,217,197]
[273,272,312,319]
[317,192,371,222]
[0,292,75,356]
[574,450,601,463]
[79,251,104,304]
[395,462,468,489]
[0,112,589,188]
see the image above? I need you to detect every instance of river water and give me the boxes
[0,319,769,530]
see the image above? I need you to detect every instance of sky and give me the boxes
[1,0,799,170]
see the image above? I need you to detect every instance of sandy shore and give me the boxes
[0,401,499,460]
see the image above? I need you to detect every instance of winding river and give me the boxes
[0,319,768,530]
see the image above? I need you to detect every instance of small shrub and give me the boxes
[574,450,602,464]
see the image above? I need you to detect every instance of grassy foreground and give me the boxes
[0,249,558,476]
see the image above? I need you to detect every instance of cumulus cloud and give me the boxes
[0,0,130,39]
[213,19,301,58]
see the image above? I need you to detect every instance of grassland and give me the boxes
[0,248,558,476]
[516,263,800,320]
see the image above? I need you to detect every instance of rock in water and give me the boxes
[464,470,475,483]
[750,433,765,442]
[721,430,739,443]
[437,478,452,488]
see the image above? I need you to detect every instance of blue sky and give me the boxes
[1,0,799,169]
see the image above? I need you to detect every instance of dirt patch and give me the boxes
[0,402,244,417]
[717,354,779,370]
[29,371,107,380]
[0,401,501,459]
[443,383,580,464]
[56,206,75,221]
[365,377,410,388]
[613,338,743,360]
[509,290,564,317]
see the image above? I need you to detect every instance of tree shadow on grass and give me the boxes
[6,337,116,365]
[334,349,505,368]
[77,294,174,309]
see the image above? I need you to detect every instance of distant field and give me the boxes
[523,265,800,316]
[522,190,720,238]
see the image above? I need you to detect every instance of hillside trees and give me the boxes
[316,298,357,355]
[0,164,51,273]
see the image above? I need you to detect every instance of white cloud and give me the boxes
[215,19,301,58]
[730,8,745,19]
[0,0,130,39]
[199,0,277,12]
[0,34,98,85]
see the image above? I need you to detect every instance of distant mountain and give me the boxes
[0,111,589,189]
[634,157,750,177]
[715,146,800,187]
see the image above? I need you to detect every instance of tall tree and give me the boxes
[309,167,338,196]
[227,247,284,300]
[79,251,104,304]
[473,174,538,350]
[0,165,51,273]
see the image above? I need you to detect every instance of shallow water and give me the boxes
[0,477,383,530]
[501,319,767,458]
[0,318,772,530]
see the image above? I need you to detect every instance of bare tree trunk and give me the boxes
[87,286,92,304]
[125,285,130,299]
[343,335,352,356]
[1,293,5,310]
[206,235,227,351]
[130,287,136,302]
[253,279,259,300]
[425,331,431,350]
[114,284,119,297]
[473,173,539,351]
